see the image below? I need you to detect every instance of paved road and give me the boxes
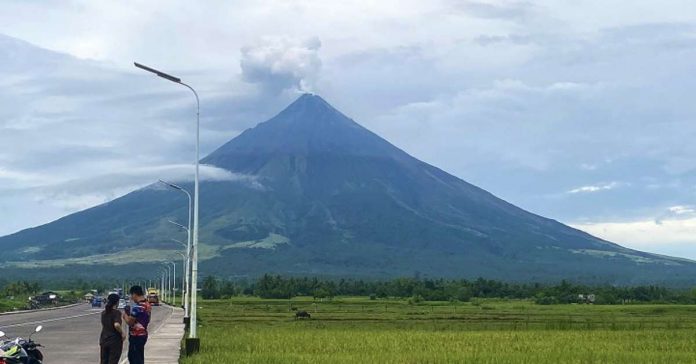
[0,303,172,363]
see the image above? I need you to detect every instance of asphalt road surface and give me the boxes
[0,303,172,363]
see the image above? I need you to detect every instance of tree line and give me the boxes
[199,274,696,304]
[5,275,696,305]
[0,280,41,298]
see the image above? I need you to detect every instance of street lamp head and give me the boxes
[134,62,182,83]
[168,220,188,231]
[159,179,184,191]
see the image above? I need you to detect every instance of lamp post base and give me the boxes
[185,338,200,356]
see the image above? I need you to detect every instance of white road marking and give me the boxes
[0,311,101,328]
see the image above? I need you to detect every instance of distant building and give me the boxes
[578,293,596,304]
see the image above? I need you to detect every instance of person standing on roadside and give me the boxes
[123,285,151,364]
[100,293,125,364]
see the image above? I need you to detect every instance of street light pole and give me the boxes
[162,271,168,302]
[160,179,192,320]
[167,261,176,306]
[162,265,171,303]
[168,222,190,305]
[135,62,202,352]
[171,240,189,313]
[169,221,191,319]
[175,251,187,307]
[160,272,166,302]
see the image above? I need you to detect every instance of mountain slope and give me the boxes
[1,94,695,284]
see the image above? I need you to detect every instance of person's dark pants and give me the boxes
[127,336,148,364]
[100,339,123,364]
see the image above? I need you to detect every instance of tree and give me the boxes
[201,275,221,299]
[220,281,236,298]
[313,287,331,301]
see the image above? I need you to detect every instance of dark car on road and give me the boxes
[91,296,103,308]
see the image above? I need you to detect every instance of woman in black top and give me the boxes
[100,293,125,364]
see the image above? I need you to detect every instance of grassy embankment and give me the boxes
[180,297,696,363]
[0,297,27,313]
[0,289,80,313]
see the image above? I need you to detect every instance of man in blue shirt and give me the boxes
[123,285,151,364]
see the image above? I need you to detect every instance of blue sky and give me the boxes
[1,1,696,258]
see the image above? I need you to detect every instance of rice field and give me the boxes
[180,297,696,363]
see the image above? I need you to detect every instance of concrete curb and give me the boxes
[0,302,82,316]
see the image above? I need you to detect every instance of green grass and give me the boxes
[180,297,696,363]
[0,297,26,313]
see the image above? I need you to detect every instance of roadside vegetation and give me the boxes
[0,281,40,312]
[0,296,26,313]
[181,296,696,363]
[0,280,82,313]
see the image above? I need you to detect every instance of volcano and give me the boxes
[1,94,695,284]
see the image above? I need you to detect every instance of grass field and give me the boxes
[0,297,26,313]
[180,297,696,363]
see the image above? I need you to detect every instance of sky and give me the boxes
[1,0,696,258]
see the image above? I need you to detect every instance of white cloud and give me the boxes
[668,205,696,216]
[240,37,322,94]
[4,164,254,200]
[455,1,536,21]
[0,164,258,235]
[654,205,696,225]
[572,204,696,258]
[573,218,696,254]
[42,164,252,192]
[568,182,620,194]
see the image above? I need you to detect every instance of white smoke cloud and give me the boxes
[240,37,322,94]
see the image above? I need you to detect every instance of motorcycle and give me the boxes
[0,325,44,364]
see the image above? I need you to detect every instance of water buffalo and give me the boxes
[295,310,311,319]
